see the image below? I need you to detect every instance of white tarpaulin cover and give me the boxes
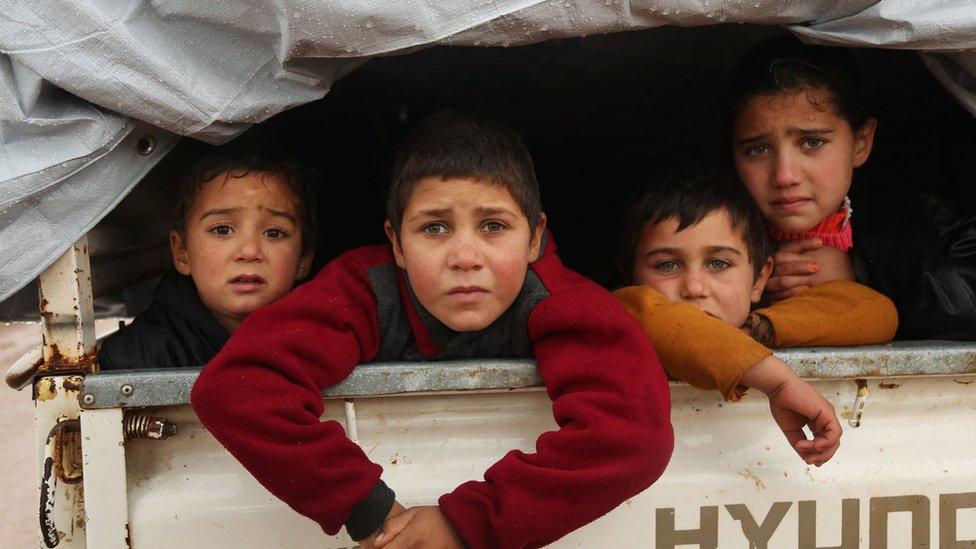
[2,0,976,302]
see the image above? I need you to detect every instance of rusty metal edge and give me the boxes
[78,342,976,409]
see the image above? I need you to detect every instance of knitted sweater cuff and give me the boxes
[345,480,396,541]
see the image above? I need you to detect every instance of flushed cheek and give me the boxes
[491,258,527,291]
[642,277,682,303]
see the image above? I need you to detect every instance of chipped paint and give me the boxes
[36,377,58,401]
[62,376,84,392]
[849,379,869,428]
[39,457,58,547]
[40,343,98,376]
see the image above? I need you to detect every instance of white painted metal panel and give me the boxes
[109,375,976,547]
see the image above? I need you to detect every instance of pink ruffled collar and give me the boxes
[766,197,853,252]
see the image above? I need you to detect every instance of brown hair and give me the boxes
[620,165,771,282]
[387,111,542,232]
[174,146,318,255]
[727,34,870,132]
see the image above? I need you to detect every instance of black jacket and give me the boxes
[850,174,976,340]
[98,271,229,369]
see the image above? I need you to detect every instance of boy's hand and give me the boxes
[766,238,854,301]
[740,356,842,466]
[360,501,407,549]
[766,377,842,466]
[371,506,464,549]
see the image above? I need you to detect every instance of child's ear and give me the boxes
[852,117,877,168]
[751,257,774,303]
[170,229,192,276]
[384,220,407,269]
[297,249,314,280]
[529,213,548,262]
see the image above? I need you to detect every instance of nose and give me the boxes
[772,150,800,189]
[447,234,483,272]
[678,269,708,300]
[235,234,264,263]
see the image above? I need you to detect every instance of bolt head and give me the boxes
[121,384,134,396]
[82,394,94,405]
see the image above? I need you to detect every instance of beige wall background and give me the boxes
[1,322,43,548]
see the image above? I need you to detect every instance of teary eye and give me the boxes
[482,221,506,233]
[264,228,287,239]
[209,224,233,236]
[422,222,448,235]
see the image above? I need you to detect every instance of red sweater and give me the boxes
[191,238,673,548]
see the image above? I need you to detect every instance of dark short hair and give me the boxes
[387,111,542,232]
[620,166,771,282]
[174,146,318,255]
[727,34,869,132]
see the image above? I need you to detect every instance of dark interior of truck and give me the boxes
[6,24,973,319]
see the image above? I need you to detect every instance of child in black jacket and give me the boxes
[727,35,976,340]
[99,147,317,369]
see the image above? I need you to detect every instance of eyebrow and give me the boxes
[736,127,836,146]
[199,206,296,222]
[644,246,744,257]
[706,246,743,256]
[408,208,453,223]
[644,247,680,258]
[408,206,519,223]
[476,206,518,217]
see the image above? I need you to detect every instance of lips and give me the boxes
[229,274,266,292]
[771,196,812,213]
[447,285,489,303]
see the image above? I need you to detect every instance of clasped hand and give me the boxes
[360,503,464,549]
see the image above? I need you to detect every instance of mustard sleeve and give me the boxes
[754,280,899,348]
[613,286,772,401]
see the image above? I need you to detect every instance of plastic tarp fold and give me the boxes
[2,0,976,303]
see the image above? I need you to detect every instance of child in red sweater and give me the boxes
[191,111,674,549]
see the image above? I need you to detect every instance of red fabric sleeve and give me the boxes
[438,262,674,548]
[190,250,385,535]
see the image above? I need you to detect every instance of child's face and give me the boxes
[170,171,312,332]
[732,89,876,233]
[385,177,546,332]
[632,209,772,327]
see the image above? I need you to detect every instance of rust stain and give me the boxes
[954,378,974,385]
[73,483,87,532]
[38,344,99,375]
[62,376,84,392]
[40,457,58,547]
[737,469,766,491]
[36,377,58,401]
[7,354,46,390]
[878,381,902,389]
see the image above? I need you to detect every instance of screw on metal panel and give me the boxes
[81,394,94,405]
[136,135,156,156]
[120,384,134,397]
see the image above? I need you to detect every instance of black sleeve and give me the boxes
[852,179,976,340]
